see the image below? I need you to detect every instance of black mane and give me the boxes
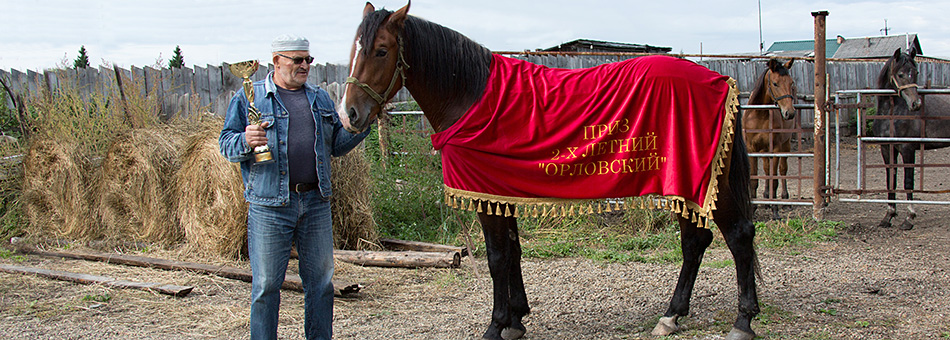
[877,50,917,89]
[359,9,492,108]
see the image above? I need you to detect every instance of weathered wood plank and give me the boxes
[334,250,461,268]
[0,264,193,297]
[18,247,361,296]
[379,238,468,257]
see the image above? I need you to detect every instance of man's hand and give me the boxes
[245,121,270,148]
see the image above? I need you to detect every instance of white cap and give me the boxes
[271,34,309,52]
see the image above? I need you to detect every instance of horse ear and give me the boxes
[783,58,794,69]
[908,44,918,59]
[893,48,903,60]
[387,1,410,30]
[363,2,375,17]
[767,58,780,71]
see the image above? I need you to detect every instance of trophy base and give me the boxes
[254,151,275,164]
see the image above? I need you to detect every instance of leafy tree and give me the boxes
[73,45,90,69]
[169,45,184,69]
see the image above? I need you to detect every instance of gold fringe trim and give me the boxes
[441,78,739,230]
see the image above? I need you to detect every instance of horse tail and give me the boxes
[729,106,752,220]
[728,107,762,280]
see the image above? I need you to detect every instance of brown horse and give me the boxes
[338,3,759,340]
[743,59,797,220]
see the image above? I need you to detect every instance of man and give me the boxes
[219,34,371,340]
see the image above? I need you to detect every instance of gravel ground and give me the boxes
[1,141,949,340]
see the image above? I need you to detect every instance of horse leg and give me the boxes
[766,156,781,220]
[748,155,759,215]
[652,217,713,336]
[878,145,899,228]
[899,148,917,230]
[477,209,529,340]
[716,211,760,340]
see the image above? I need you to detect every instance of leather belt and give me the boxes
[290,182,318,193]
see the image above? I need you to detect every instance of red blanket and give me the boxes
[431,54,738,224]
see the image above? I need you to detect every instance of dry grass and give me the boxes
[21,139,100,239]
[97,127,183,244]
[174,116,248,259]
[331,146,379,250]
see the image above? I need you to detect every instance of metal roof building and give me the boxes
[541,39,672,54]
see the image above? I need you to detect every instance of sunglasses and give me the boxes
[276,53,315,65]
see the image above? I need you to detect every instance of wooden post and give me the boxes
[812,10,829,220]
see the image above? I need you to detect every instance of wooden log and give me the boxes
[0,264,193,297]
[334,250,460,269]
[378,238,468,257]
[17,247,361,296]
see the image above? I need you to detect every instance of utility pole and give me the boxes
[881,19,890,35]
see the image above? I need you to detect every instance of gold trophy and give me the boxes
[229,60,274,164]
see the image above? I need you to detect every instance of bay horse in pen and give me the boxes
[743,58,798,220]
[872,46,950,230]
[338,2,760,340]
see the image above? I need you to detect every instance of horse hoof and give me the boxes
[725,327,755,340]
[878,221,892,228]
[501,326,526,340]
[651,316,679,336]
[899,221,914,230]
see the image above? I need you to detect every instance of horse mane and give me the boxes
[359,8,492,106]
[748,60,790,104]
[877,50,917,89]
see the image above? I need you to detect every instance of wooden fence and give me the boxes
[3,56,950,128]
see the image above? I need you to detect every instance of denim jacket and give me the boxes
[219,73,371,207]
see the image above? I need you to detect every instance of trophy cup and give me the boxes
[229,60,274,164]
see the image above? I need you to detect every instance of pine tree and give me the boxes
[169,45,184,69]
[73,45,90,69]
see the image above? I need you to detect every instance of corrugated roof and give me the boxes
[832,34,921,59]
[766,39,839,59]
[542,39,672,53]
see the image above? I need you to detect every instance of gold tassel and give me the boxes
[467,199,475,211]
[532,205,539,218]
[477,202,483,213]
[495,203,502,216]
[504,204,512,217]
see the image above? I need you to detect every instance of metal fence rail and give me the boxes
[832,88,950,205]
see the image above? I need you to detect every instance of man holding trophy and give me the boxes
[219,34,372,340]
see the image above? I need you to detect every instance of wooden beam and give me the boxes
[17,247,361,297]
[379,238,468,257]
[334,250,461,268]
[0,264,193,297]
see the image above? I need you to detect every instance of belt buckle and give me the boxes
[295,183,305,192]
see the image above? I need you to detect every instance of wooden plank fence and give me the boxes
[3,57,950,129]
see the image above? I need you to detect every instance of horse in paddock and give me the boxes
[743,58,798,220]
[338,3,760,339]
[873,46,950,230]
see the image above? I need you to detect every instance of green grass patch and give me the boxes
[756,218,844,249]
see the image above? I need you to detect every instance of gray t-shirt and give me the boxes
[277,86,318,187]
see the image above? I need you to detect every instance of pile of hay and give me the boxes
[175,117,247,258]
[331,146,378,250]
[97,128,183,244]
[21,139,99,239]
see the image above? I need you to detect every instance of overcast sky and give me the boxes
[3,0,950,72]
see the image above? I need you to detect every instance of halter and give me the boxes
[345,36,409,106]
[765,70,794,103]
[890,75,919,96]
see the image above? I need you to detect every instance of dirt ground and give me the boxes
[1,137,949,340]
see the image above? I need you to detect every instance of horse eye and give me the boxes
[375,49,388,57]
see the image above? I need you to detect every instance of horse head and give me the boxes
[338,2,411,133]
[765,58,797,120]
[881,47,921,111]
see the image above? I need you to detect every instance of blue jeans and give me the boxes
[248,191,335,340]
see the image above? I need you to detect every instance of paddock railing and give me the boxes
[832,88,950,205]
